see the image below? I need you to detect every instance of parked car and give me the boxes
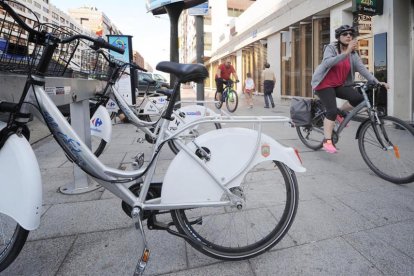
[136,71,158,96]
[152,73,170,89]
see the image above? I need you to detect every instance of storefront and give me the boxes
[241,42,267,92]
[206,0,412,121]
[280,17,330,98]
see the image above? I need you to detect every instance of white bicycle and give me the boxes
[0,1,305,275]
[85,51,222,155]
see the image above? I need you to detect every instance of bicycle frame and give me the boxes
[7,80,305,221]
[334,85,391,149]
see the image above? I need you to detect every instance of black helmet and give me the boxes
[335,25,356,39]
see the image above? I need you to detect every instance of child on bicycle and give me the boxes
[311,24,389,154]
[243,72,255,108]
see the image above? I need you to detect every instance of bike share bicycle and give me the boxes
[0,1,305,274]
[295,82,414,184]
[215,79,239,112]
[83,49,222,155]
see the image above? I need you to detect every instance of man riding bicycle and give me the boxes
[215,58,239,102]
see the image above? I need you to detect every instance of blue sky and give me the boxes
[51,0,170,69]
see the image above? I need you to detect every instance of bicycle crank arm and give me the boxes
[134,248,150,276]
[132,207,150,276]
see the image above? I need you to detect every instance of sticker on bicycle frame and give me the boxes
[261,143,270,157]
[45,87,56,95]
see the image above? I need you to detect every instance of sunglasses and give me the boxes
[341,31,355,37]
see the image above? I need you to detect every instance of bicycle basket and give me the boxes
[290,97,312,126]
[80,49,110,81]
[0,0,43,74]
[0,1,80,76]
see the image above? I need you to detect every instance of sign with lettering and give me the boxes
[352,0,383,16]
[188,1,208,16]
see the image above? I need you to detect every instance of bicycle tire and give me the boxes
[225,90,238,113]
[214,91,223,109]
[0,215,29,272]
[358,116,414,184]
[296,125,324,150]
[168,123,222,154]
[171,161,299,260]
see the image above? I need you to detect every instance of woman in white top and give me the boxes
[243,72,255,108]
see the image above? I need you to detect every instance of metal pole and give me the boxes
[165,2,185,107]
[195,15,204,105]
[127,35,137,105]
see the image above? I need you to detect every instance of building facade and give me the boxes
[67,6,122,37]
[179,0,413,121]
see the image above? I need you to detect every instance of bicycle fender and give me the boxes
[90,105,112,142]
[355,118,371,139]
[142,96,167,115]
[0,132,42,230]
[161,128,305,204]
[105,98,119,113]
[168,105,217,133]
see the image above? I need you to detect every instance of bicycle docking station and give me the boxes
[0,73,106,194]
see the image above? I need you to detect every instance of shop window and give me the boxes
[242,42,266,93]
[281,22,313,97]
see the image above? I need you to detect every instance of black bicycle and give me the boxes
[296,82,414,184]
[214,79,239,112]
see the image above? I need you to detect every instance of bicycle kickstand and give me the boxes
[131,207,150,276]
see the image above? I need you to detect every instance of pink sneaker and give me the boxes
[323,139,337,153]
[336,115,349,127]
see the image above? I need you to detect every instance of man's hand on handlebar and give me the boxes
[378,82,390,90]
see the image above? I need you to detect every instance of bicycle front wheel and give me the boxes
[358,116,414,184]
[214,91,223,109]
[225,90,238,113]
[0,214,29,272]
[171,161,298,260]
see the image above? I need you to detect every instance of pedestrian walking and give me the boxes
[243,72,255,108]
[262,62,275,108]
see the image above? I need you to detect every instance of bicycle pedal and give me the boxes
[133,153,145,168]
[134,248,150,276]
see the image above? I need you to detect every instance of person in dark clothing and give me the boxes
[262,63,276,108]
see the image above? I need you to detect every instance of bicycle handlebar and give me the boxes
[95,49,146,71]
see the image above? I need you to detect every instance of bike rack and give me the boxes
[0,74,106,194]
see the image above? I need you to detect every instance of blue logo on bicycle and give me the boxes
[186,111,202,116]
[92,118,103,127]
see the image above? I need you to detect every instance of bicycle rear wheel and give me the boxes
[358,116,414,184]
[0,214,29,272]
[171,161,298,260]
[296,125,324,150]
[225,90,238,113]
[296,107,325,150]
[214,91,223,109]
